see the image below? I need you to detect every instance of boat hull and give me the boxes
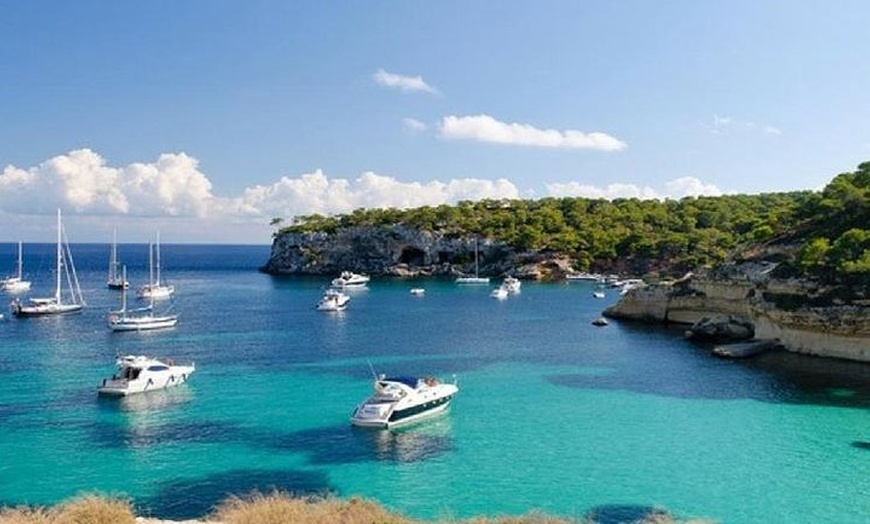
[352,394,454,428]
[11,302,84,317]
[108,315,178,331]
[98,364,194,396]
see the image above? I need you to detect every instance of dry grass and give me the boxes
[1,493,715,524]
[213,492,413,524]
[0,494,135,524]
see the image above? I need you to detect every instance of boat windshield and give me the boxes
[147,365,169,371]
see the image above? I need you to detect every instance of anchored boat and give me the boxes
[351,374,459,428]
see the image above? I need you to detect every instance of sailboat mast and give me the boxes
[120,266,127,314]
[148,242,155,289]
[109,228,117,281]
[55,209,62,304]
[17,241,23,279]
[156,232,162,286]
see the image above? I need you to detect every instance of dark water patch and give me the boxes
[583,504,686,524]
[137,468,333,520]
[852,441,870,450]
[743,351,870,409]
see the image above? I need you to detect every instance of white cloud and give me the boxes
[0,149,217,217]
[547,176,724,199]
[439,114,626,151]
[710,114,781,137]
[403,117,428,133]
[236,169,519,217]
[373,69,438,94]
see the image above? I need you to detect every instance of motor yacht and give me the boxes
[331,271,370,288]
[351,374,459,428]
[490,286,509,299]
[98,355,195,396]
[316,288,350,311]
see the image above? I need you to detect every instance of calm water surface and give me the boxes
[0,243,868,523]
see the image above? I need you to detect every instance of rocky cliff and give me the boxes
[604,262,870,363]
[259,225,575,280]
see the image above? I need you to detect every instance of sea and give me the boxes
[0,242,868,523]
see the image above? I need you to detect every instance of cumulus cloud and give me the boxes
[373,69,439,94]
[547,176,724,200]
[236,169,519,217]
[0,148,217,217]
[439,114,626,151]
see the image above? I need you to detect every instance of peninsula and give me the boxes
[262,163,870,362]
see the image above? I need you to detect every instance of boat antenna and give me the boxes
[367,360,378,380]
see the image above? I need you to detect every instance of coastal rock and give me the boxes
[605,263,870,363]
[261,225,569,281]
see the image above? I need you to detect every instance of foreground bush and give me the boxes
[1,492,713,524]
[0,494,135,524]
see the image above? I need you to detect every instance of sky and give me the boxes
[2,0,869,244]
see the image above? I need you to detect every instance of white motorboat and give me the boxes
[1,242,31,294]
[137,234,174,300]
[98,355,194,396]
[490,286,508,299]
[316,288,350,311]
[592,289,606,299]
[331,271,370,288]
[108,266,178,331]
[501,276,521,294]
[11,210,85,317]
[351,374,459,428]
[410,288,425,296]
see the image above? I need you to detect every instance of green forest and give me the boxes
[277,163,870,283]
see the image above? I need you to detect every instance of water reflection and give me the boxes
[359,417,454,463]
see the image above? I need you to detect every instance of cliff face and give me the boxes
[260,225,574,280]
[604,263,870,363]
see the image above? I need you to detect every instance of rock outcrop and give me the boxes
[604,263,870,363]
[259,225,573,281]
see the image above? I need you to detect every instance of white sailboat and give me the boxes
[106,229,128,290]
[109,266,178,331]
[1,241,31,294]
[10,209,85,317]
[137,234,174,300]
[455,238,490,284]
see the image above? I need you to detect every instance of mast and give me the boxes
[55,209,62,304]
[148,241,155,290]
[16,241,23,279]
[474,238,479,278]
[109,228,117,282]
[156,232,162,286]
[120,266,127,315]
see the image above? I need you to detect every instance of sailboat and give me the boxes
[10,209,85,317]
[108,266,178,331]
[1,242,32,294]
[137,234,174,300]
[455,238,490,284]
[106,229,128,290]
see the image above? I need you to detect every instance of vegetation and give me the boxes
[0,493,713,524]
[275,163,870,285]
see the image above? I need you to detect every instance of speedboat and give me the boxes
[592,289,606,299]
[502,276,521,294]
[331,271,370,288]
[410,288,425,296]
[97,355,195,396]
[316,288,350,311]
[351,375,459,428]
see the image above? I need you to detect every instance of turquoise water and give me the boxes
[0,243,868,523]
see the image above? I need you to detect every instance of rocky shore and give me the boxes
[604,262,870,363]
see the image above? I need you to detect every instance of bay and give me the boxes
[0,243,868,523]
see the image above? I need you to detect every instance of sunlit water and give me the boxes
[0,243,868,523]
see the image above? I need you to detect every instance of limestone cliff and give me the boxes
[259,225,574,280]
[604,262,870,363]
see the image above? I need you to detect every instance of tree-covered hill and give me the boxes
[275,163,870,282]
